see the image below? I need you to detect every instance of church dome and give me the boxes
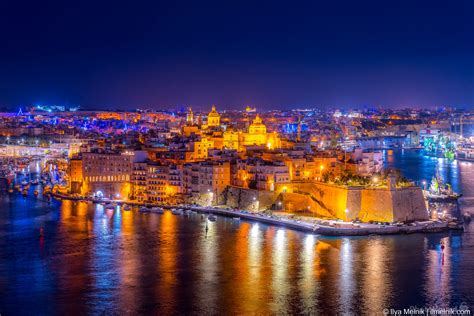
[208,105,220,118]
[249,114,266,134]
[207,105,221,127]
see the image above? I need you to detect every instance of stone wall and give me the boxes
[290,182,428,222]
[224,186,277,211]
[224,182,428,223]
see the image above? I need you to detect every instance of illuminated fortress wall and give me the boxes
[285,182,428,222]
[225,182,428,222]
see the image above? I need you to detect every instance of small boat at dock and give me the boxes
[208,214,217,222]
[171,208,184,215]
[139,207,150,213]
[123,205,132,211]
[151,207,164,214]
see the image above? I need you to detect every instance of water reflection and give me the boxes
[361,238,393,314]
[424,236,452,308]
[339,238,354,313]
[271,229,289,313]
[157,211,178,314]
[194,216,221,313]
[0,185,473,314]
[299,234,319,313]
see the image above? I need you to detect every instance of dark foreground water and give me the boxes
[0,149,473,315]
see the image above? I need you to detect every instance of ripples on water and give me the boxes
[0,149,472,314]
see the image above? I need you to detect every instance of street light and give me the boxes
[372,176,379,185]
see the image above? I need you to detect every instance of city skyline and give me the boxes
[1,1,473,314]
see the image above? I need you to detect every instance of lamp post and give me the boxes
[372,176,379,186]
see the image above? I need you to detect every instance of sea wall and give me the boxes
[289,182,428,222]
[225,182,428,223]
[224,186,277,211]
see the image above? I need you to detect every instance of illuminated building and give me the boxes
[223,114,281,151]
[147,163,171,203]
[206,105,220,127]
[233,158,290,191]
[186,107,194,125]
[96,112,122,120]
[245,106,256,113]
[183,161,230,205]
[69,151,146,199]
[190,137,215,160]
[131,162,147,202]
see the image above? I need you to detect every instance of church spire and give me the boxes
[186,107,194,125]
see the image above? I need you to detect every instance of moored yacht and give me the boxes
[171,208,184,215]
[151,207,165,214]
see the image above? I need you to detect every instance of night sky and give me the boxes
[0,0,473,110]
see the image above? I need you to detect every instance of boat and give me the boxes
[424,172,462,202]
[30,179,39,185]
[123,205,132,211]
[139,207,150,213]
[151,207,164,214]
[21,180,28,186]
[208,214,217,222]
[448,219,464,231]
[105,205,115,210]
[171,208,184,215]
[232,217,241,221]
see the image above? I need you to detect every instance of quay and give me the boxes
[51,192,455,237]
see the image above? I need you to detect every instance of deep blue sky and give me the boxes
[0,0,473,109]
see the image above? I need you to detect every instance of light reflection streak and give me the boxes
[339,238,354,313]
[298,234,319,312]
[248,223,262,282]
[157,211,178,314]
[361,238,392,314]
[196,217,219,313]
[271,228,289,313]
[89,203,119,314]
[424,236,451,307]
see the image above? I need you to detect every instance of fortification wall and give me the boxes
[223,182,428,223]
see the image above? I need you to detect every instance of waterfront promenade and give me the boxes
[50,192,453,236]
